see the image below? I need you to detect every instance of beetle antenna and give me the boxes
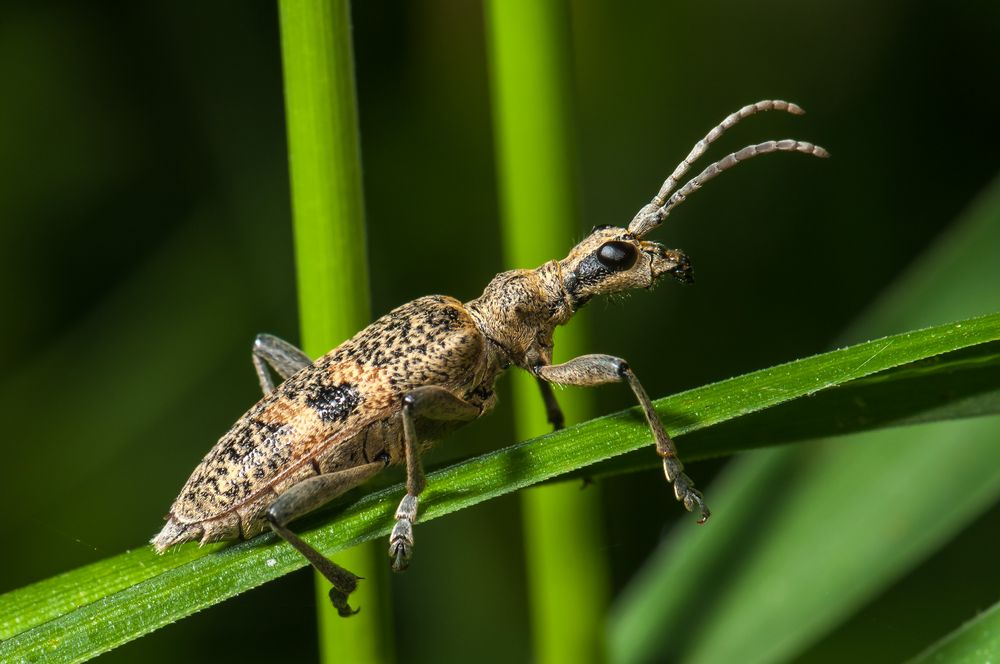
[656,100,804,205]
[628,101,829,237]
[663,138,828,217]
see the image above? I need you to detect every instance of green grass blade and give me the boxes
[5,329,995,643]
[569,340,1000,481]
[278,0,389,661]
[484,0,610,661]
[608,175,1000,664]
[688,420,999,664]
[2,313,1000,661]
[909,600,1000,664]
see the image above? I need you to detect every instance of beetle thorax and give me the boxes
[465,260,574,370]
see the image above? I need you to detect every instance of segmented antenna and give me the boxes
[628,100,829,238]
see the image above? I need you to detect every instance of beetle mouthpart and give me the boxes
[670,258,693,284]
[660,248,694,284]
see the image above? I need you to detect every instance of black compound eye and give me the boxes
[596,241,638,270]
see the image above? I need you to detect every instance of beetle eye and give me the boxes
[596,241,638,270]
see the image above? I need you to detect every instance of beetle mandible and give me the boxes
[153,100,828,616]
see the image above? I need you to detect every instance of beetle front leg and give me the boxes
[535,377,565,431]
[252,333,312,395]
[534,354,710,523]
[390,386,482,572]
[267,461,385,616]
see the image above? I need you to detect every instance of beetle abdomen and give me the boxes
[153,295,490,551]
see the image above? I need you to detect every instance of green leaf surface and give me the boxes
[574,340,1000,482]
[2,313,999,662]
[909,600,1000,664]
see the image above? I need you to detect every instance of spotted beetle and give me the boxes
[153,100,828,616]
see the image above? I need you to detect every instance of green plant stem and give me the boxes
[485,1,610,661]
[278,1,392,662]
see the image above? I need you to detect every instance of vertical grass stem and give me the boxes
[278,0,393,661]
[485,1,611,661]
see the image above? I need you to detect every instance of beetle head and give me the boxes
[556,99,832,308]
[559,225,692,308]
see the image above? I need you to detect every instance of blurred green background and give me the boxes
[2,1,998,662]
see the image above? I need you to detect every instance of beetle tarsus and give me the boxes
[682,485,711,523]
[389,538,412,573]
[329,588,361,617]
[389,495,417,572]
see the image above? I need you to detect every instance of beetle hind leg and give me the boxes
[266,462,384,616]
[252,333,312,395]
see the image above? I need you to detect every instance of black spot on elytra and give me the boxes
[304,382,362,423]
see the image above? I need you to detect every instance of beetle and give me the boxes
[153,100,828,616]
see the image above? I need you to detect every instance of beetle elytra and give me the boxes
[153,100,828,616]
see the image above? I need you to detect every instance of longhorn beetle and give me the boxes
[153,100,828,616]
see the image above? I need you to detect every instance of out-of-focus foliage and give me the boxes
[1,1,997,662]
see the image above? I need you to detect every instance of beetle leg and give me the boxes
[535,377,565,431]
[266,461,384,617]
[252,333,312,395]
[534,354,710,523]
[390,386,482,572]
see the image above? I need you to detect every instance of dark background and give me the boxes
[1,1,998,661]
